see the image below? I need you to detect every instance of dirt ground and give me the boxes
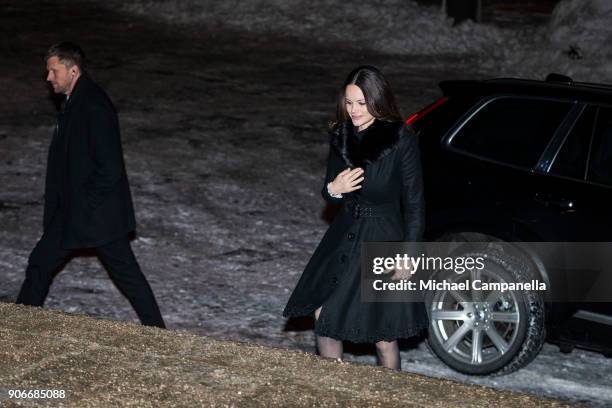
[0,303,576,407]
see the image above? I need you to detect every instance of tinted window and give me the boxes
[451,98,572,167]
[588,107,612,186]
[551,106,596,179]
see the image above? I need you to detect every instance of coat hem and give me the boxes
[61,227,136,250]
[314,322,429,344]
[282,304,318,318]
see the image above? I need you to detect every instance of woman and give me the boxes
[283,65,428,370]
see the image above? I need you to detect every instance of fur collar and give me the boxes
[330,119,404,168]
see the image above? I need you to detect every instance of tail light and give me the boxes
[405,96,449,125]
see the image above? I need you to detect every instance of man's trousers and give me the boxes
[16,214,165,328]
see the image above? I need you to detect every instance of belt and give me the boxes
[343,201,398,219]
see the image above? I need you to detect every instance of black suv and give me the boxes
[409,74,612,375]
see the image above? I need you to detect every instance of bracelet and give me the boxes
[327,183,342,198]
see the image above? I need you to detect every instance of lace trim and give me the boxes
[327,183,343,198]
[315,321,429,343]
[284,305,429,343]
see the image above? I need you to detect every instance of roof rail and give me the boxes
[545,73,573,84]
[573,81,612,90]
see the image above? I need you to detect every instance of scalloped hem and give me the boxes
[314,323,429,344]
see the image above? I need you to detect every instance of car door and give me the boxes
[543,104,612,351]
[443,95,579,244]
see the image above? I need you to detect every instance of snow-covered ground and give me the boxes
[119,0,612,83]
[1,0,612,406]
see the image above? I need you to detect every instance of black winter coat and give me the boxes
[283,119,428,343]
[43,74,136,249]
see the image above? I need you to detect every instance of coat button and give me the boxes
[340,255,347,263]
[332,277,339,284]
[347,232,355,240]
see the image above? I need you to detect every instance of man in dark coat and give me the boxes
[16,42,165,328]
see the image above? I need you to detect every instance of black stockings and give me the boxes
[314,307,401,369]
[375,340,401,370]
[314,306,343,360]
[316,335,343,360]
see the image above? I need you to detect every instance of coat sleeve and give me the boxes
[43,130,60,231]
[43,196,59,231]
[321,143,347,204]
[83,102,125,210]
[399,129,425,241]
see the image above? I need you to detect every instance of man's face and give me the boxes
[46,56,77,95]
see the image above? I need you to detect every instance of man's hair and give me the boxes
[46,42,86,71]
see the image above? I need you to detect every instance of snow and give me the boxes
[119,0,612,83]
[120,0,507,55]
[490,0,612,83]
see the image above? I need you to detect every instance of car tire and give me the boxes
[426,248,545,375]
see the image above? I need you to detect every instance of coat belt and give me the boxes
[343,201,399,219]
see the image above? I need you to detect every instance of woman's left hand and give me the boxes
[390,259,415,281]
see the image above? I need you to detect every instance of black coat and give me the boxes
[43,74,136,249]
[283,119,428,342]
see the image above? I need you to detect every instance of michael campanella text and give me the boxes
[372,279,547,292]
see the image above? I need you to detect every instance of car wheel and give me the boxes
[426,249,545,375]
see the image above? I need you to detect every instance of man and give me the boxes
[16,42,165,328]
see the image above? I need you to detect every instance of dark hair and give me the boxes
[46,42,86,71]
[334,65,402,124]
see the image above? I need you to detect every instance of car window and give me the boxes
[550,106,596,180]
[587,107,612,186]
[451,97,573,168]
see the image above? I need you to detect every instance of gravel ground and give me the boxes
[0,1,611,406]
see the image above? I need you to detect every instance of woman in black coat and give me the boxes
[283,66,428,370]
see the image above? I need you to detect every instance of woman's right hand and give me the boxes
[328,167,364,195]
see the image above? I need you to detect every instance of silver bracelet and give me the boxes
[327,183,343,198]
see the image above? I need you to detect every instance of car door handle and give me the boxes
[535,194,576,210]
[550,199,575,210]
[535,196,576,210]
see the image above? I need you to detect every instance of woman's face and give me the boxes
[345,84,375,131]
